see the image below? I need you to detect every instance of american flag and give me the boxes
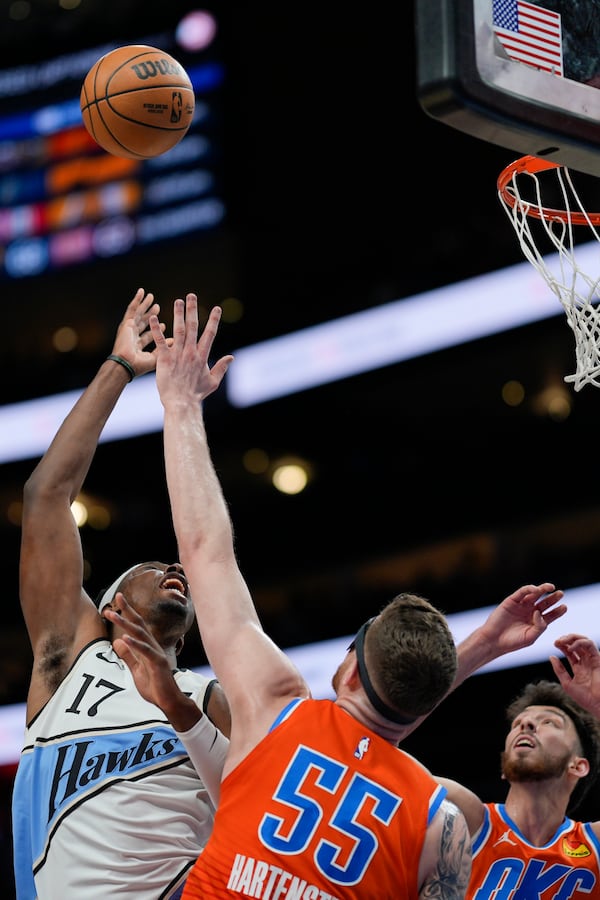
[492,0,563,76]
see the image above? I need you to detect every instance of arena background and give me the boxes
[2,3,600,893]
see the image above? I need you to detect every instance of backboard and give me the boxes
[415,0,600,177]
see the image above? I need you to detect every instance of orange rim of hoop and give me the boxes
[497,154,600,226]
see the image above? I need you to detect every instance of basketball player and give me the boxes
[12,289,230,900]
[414,584,600,899]
[107,295,473,899]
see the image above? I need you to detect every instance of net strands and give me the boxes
[497,156,600,391]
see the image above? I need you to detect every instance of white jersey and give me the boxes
[12,638,219,899]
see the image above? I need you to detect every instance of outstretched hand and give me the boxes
[149,295,233,406]
[551,633,600,717]
[111,288,168,378]
[478,583,567,657]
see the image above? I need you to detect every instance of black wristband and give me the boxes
[106,354,135,382]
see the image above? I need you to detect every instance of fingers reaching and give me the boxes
[151,297,234,403]
[554,633,600,663]
[549,633,600,714]
[112,288,167,377]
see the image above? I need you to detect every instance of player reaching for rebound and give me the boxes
[434,608,600,898]
[106,295,472,899]
[12,289,230,900]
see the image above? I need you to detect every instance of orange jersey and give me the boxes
[182,698,447,899]
[469,802,600,899]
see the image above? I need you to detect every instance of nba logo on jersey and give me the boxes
[354,736,370,759]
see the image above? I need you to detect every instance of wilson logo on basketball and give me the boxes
[131,58,185,80]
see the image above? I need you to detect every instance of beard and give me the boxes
[156,597,189,622]
[150,597,192,643]
[501,747,572,783]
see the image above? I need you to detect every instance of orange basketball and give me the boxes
[80,45,195,160]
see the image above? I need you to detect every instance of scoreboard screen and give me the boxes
[0,9,225,280]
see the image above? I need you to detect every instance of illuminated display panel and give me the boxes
[0,9,225,279]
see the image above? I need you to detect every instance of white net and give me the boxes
[498,159,600,391]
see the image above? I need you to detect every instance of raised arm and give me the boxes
[149,297,308,766]
[20,288,162,718]
[410,583,567,836]
[399,582,566,741]
[452,582,566,687]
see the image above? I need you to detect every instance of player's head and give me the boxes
[502,680,600,814]
[96,561,195,652]
[344,593,457,725]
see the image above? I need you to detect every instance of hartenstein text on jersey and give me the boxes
[229,854,340,899]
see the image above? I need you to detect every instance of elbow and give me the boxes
[22,471,44,507]
[22,468,71,509]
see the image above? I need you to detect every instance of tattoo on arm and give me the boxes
[420,800,472,899]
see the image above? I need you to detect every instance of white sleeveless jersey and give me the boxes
[12,638,218,899]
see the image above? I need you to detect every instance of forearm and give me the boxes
[109,632,228,807]
[26,361,129,501]
[453,625,499,690]
[176,715,229,807]
[162,403,233,561]
[159,690,206,733]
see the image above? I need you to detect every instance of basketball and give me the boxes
[80,45,195,160]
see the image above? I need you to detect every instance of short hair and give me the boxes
[365,593,457,720]
[505,679,600,814]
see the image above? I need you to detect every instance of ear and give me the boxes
[99,603,114,623]
[344,654,362,689]
[175,635,185,657]
[569,755,590,780]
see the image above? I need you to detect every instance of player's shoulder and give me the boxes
[174,667,214,685]
[173,668,216,696]
[588,819,600,841]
